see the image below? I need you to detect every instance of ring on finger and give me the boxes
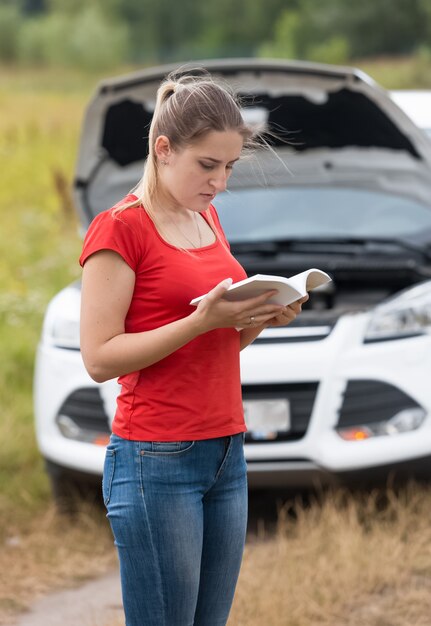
[250,316,255,325]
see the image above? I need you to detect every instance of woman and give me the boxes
[80,70,306,626]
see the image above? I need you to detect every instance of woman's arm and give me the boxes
[80,250,285,382]
[80,250,202,382]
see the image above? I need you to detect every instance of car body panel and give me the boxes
[391,90,431,138]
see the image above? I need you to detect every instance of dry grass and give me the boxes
[228,485,431,626]
[0,503,117,624]
[2,484,429,626]
[97,483,431,626]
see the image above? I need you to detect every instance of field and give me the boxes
[1,57,431,625]
[227,488,431,626]
[99,487,431,626]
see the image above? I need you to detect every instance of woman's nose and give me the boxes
[211,170,228,192]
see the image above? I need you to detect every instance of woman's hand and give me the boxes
[238,294,309,350]
[192,278,285,333]
[264,294,309,328]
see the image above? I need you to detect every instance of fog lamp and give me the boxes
[57,414,81,439]
[337,426,372,441]
[336,408,426,441]
[57,414,110,445]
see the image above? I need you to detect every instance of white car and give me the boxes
[34,59,431,503]
[390,90,431,138]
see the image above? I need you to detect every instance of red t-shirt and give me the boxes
[79,195,247,441]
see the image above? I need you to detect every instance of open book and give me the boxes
[190,268,332,307]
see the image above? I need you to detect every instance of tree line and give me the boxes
[1,0,431,70]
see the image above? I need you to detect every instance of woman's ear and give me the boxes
[154,135,172,162]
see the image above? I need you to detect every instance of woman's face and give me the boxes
[156,129,244,213]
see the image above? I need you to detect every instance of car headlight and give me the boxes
[365,281,431,342]
[42,284,81,350]
[49,316,80,349]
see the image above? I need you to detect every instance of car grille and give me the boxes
[56,387,111,436]
[253,314,336,344]
[253,326,333,343]
[337,379,421,427]
[56,384,319,444]
[242,382,318,443]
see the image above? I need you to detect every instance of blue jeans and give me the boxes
[103,433,248,626]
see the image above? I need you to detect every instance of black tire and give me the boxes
[45,460,103,514]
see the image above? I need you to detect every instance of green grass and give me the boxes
[356,52,431,89]
[0,65,89,525]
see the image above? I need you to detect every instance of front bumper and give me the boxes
[246,454,431,489]
[34,309,431,485]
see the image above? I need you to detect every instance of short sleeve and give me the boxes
[79,207,144,271]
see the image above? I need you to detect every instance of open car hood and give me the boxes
[73,58,431,228]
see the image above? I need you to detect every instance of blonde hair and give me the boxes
[113,69,258,242]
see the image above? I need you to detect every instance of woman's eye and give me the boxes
[199,162,235,171]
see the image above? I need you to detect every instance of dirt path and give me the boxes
[7,492,284,626]
[13,570,122,626]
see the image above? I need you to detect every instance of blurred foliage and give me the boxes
[0,69,85,517]
[17,6,129,69]
[1,0,431,69]
[260,0,431,63]
[0,5,21,61]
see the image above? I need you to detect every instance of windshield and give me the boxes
[213,187,431,243]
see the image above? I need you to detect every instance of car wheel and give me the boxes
[45,460,103,513]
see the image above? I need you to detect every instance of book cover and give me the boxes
[190,268,332,307]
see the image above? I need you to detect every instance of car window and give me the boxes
[213,187,431,242]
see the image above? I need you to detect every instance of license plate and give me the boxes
[243,399,290,440]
